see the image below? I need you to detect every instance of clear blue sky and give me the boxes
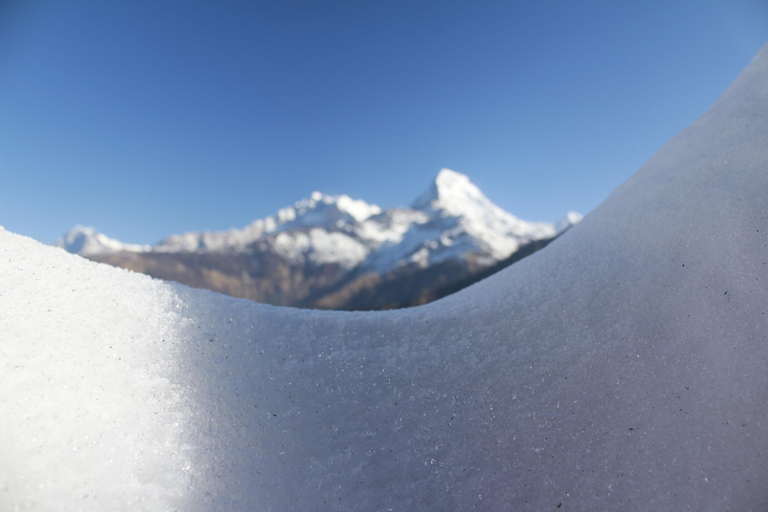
[2,0,766,245]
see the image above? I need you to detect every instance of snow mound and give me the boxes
[3,44,768,511]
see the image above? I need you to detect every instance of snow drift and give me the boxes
[2,44,768,510]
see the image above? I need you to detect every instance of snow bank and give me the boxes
[1,233,191,509]
[3,44,768,510]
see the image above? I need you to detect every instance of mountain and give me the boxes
[57,169,580,309]
[56,225,151,256]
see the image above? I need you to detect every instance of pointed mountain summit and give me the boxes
[408,169,557,262]
[413,168,497,218]
[412,168,474,211]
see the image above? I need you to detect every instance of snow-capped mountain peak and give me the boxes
[412,169,535,232]
[408,169,558,261]
[278,192,382,229]
[153,193,382,254]
[412,168,485,215]
[55,225,150,256]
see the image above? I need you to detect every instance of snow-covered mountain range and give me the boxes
[57,169,580,309]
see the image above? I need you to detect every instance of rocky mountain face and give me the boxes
[58,169,580,309]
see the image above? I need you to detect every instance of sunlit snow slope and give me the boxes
[2,44,768,511]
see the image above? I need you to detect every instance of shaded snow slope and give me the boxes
[3,44,768,511]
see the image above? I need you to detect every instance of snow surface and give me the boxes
[3,44,768,510]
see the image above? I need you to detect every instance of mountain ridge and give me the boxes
[57,168,580,309]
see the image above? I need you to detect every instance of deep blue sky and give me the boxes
[2,1,766,245]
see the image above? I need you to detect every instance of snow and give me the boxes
[272,228,369,267]
[1,235,190,509]
[408,168,557,261]
[151,192,380,254]
[335,194,383,222]
[3,44,768,511]
[555,211,583,234]
[349,170,563,272]
[55,225,151,256]
[61,171,570,275]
